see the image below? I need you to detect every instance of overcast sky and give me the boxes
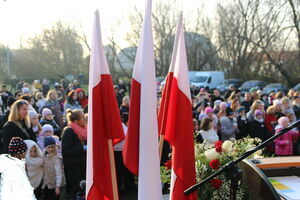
[0,0,218,49]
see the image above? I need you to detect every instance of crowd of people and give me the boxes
[0,78,300,199]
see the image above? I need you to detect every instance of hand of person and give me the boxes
[55,187,60,196]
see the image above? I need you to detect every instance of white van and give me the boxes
[189,71,225,89]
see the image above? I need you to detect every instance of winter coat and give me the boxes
[0,121,35,153]
[274,127,299,156]
[249,119,271,141]
[236,116,249,139]
[220,116,237,141]
[61,127,86,166]
[293,104,300,120]
[24,140,44,189]
[43,99,63,128]
[64,101,82,114]
[265,114,278,133]
[42,151,63,189]
[0,154,36,200]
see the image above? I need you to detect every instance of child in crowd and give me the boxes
[40,108,61,137]
[199,117,219,144]
[42,136,63,200]
[249,109,270,141]
[274,117,299,156]
[236,106,249,139]
[24,139,44,199]
[37,124,61,155]
[28,110,42,142]
[0,137,36,200]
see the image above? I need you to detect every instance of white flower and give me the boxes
[253,149,263,157]
[222,141,233,153]
[248,138,255,144]
[204,148,220,161]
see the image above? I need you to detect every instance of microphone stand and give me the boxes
[184,120,300,200]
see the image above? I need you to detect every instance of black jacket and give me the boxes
[61,127,86,166]
[237,116,250,139]
[0,121,35,153]
[40,118,61,137]
[249,120,271,141]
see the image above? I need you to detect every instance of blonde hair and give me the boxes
[250,99,264,112]
[46,90,57,100]
[35,92,44,100]
[8,100,31,128]
[266,105,275,115]
[281,96,291,105]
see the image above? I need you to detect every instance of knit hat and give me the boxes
[273,99,282,107]
[278,116,289,126]
[8,137,28,155]
[204,107,213,114]
[214,100,222,107]
[44,136,56,148]
[200,88,206,92]
[42,124,53,134]
[29,110,38,119]
[42,108,52,117]
[22,87,31,94]
[254,109,263,116]
[237,107,245,113]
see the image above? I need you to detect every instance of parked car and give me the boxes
[239,80,267,93]
[189,71,225,90]
[216,79,243,94]
[294,83,300,92]
[262,83,288,95]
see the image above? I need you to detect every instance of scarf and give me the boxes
[69,122,87,141]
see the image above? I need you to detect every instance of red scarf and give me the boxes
[69,122,87,141]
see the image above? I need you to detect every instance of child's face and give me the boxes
[239,110,245,116]
[45,114,52,120]
[31,116,39,126]
[30,146,38,158]
[282,119,290,128]
[44,130,53,137]
[46,145,56,154]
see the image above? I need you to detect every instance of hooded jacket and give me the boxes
[24,139,44,189]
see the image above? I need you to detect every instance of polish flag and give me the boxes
[158,14,182,136]
[122,0,162,199]
[86,10,124,200]
[164,15,198,200]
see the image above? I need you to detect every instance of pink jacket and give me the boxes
[274,127,299,156]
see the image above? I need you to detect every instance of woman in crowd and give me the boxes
[43,90,63,128]
[120,96,130,115]
[220,110,237,141]
[64,90,82,114]
[246,99,264,122]
[249,110,270,141]
[281,96,295,116]
[236,106,249,139]
[199,117,219,144]
[61,109,87,198]
[1,100,36,153]
[75,88,88,109]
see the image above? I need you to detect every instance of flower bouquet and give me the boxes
[161,137,263,199]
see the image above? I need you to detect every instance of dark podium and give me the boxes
[239,159,280,200]
[239,157,300,200]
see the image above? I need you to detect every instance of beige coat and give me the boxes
[42,151,63,189]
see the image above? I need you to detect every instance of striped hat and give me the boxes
[8,137,28,155]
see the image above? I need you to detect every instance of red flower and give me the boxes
[209,159,221,170]
[214,141,223,153]
[210,178,223,190]
[164,160,172,170]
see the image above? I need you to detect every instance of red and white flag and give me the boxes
[86,10,124,200]
[158,14,182,136]
[165,15,198,200]
[122,0,162,199]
